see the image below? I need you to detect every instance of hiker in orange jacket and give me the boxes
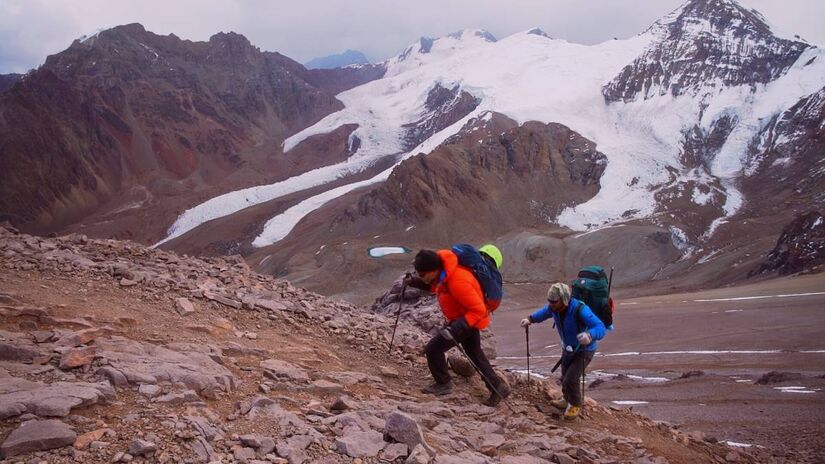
[406,248,511,406]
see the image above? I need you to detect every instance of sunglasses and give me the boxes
[547,299,561,305]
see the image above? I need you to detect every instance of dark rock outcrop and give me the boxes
[752,210,825,275]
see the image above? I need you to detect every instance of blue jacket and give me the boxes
[529,298,606,352]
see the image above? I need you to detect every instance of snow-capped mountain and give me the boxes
[206,0,819,252]
[304,49,370,70]
[1,0,822,292]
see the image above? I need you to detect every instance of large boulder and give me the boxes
[1,419,77,458]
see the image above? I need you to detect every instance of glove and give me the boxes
[520,318,532,328]
[447,317,470,339]
[576,331,593,345]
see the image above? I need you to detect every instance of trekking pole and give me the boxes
[388,283,407,354]
[525,325,531,384]
[445,330,516,413]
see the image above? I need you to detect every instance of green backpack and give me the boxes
[570,265,613,328]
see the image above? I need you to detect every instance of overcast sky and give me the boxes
[1,0,823,74]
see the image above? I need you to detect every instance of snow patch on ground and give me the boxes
[368,247,409,257]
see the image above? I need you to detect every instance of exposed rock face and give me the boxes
[402,83,481,150]
[604,0,809,102]
[752,210,825,275]
[345,113,606,243]
[743,86,825,207]
[0,23,342,236]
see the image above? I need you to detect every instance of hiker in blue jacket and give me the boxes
[521,282,605,419]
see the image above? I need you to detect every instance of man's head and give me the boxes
[414,249,442,284]
[546,282,571,312]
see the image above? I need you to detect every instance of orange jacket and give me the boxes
[430,249,491,330]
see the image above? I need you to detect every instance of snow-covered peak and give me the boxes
[647,0,774,39]
[384,29,497,77]
[605,0,810,102]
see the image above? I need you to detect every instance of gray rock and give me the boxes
[256,437,276,457]
[93,337,235,397]
[381,443,410,461]
[0,378,114,418]
[240,434,263,448]
[500,456,551,464]
[191,437,216,463]
[96,367,129,387]
[138,384,162,399]
[385,411,430,451]
[175,298,196,316]
[154,390,200,404]
[309,379,343,393]
[260,359,310,383]
[128,439,157,456]
[0,342,39,362]
[553,453,575,464]
[334,428,385,458]
[330,395,357,412]
[434,451,491,463]
[233,446,256,462]
[406,444,432,464]
[0,419,76,458]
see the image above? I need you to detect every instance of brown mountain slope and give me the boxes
[0,24,343,240]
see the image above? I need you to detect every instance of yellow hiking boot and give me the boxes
[550,398,568,410]
[563,404,581,420]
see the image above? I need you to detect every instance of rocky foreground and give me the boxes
[0,226,755,463]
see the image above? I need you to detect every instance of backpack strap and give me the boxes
[572,299,585,333]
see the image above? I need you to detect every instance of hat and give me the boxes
[414,250,442,273]
[479,244,503,269]
[547,282,571,306]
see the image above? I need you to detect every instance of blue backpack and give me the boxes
[451,244,503,305]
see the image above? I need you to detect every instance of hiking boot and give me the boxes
[550,398,568,410]
[563,404,581,420]
[482,381,512,407]
[421,381,453,396]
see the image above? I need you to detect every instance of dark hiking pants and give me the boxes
[426,326,501,392]
[560,350,595,407]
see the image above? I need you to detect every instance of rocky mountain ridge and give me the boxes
[0,23,344,239]
[0,225,754,463]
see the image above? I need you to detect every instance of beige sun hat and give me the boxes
[546,282,571,306]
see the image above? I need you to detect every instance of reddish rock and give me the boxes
[59,346,97,369]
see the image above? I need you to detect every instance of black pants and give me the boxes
[560,350,594,407]
[425,327,501,391]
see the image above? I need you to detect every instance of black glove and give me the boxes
[403,273,430,291]
[446,317,470,340]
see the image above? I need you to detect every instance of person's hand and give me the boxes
[447,317,469,339]
[520,318,532,328]
[576,331,592,345]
